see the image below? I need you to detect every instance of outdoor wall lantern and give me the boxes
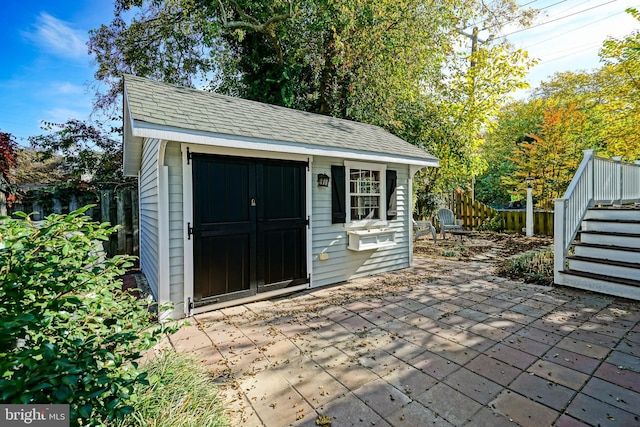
[317,173,330,187]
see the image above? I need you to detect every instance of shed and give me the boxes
[122,74,439,318]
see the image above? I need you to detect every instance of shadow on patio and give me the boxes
[167,248,640,427]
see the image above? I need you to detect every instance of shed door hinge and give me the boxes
[306,217,310,227]
[188,297,194,312]
[187,222,193,240]
[186,147,192,164]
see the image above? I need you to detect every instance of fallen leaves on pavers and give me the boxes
[414,232,552,262]
[316,415,332,426]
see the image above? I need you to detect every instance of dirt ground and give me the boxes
[413,232,553,263]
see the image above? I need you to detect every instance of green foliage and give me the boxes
[477,40,640,209]
[498,249,554,286]
[414,172,442,219]
[441,249,459,257]
[11,148,70,185]
[89,0,538,194]
[117,350,228,427]
[501,104,587,209]
[600,8,640,72]
[0,206,173,425]
[477,214,504,232]
[28,120,135,189]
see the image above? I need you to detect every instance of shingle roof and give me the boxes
[124,74,437,162]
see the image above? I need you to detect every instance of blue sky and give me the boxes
[1,1,638,145]
[508,0,639,91]
[0,1,113,144]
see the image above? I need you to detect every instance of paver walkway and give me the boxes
[168,257,640,427]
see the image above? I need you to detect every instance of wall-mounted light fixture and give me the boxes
[317,173,330,187]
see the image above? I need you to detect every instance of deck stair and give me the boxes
[558,206,640,300]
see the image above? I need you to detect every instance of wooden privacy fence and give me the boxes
[453,191,497,229]
[453,191,554,236]
[500,210,554,236]
[1,186,139,257]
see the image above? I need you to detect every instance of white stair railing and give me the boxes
[554,150,640,284]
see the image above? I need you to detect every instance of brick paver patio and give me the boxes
[167,255,640,426]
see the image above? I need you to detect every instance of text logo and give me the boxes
[1,405,69,426]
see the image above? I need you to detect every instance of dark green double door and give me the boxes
[192,154,307,306]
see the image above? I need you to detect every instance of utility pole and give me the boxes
[470,27,479,68]
[458,26,493,68]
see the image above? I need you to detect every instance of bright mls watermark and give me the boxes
[1,405,69,426]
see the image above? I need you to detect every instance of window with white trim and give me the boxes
[345,161,386,223]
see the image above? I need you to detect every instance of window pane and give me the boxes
[348,167,381,220]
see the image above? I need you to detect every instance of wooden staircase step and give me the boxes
[573,242,640,253]
[566,255,640,270]
[582,218,640,223]
[561,269,640,289]
[578,230,640,240]
[588,205,640,210]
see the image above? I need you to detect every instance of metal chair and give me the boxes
[436,208,463,239]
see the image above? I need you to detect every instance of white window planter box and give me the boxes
[347,229,397,251]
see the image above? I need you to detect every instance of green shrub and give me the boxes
[0,207,173,425]
[118,350,227,427]
[499,249,554,286]
[441,249,459,257]
[477,214,504,232]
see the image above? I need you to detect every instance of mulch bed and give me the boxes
[413,232,553,262]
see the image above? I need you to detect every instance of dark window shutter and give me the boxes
[386,169,397,220]
[331,165,346,223]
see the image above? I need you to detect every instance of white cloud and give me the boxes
[23,12,87,60]
[52,82,85,95]
[43,107,88,124]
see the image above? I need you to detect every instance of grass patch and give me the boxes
[441,249,459,257]
[118,350,228,427]
[497,249,554,286]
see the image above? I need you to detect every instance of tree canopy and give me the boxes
[28,119,134,188]
[476,9,640,209]
[0,131,17,184]
[88,0,537,195]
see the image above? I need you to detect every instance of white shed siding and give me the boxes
[164,141,185,311]
[139,138,162,299]
[311,157,410,288]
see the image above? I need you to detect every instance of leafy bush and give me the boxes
[118,350,227,427]
[441,249,459,257]
[0,207,172,425]
[477,214,504,232]
[498,249,554,286]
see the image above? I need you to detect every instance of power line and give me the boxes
[550,0,598,15]
[522,8,628,49]
[498,0,620,39]
[542,41,604,63]
[460,0,543,32]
